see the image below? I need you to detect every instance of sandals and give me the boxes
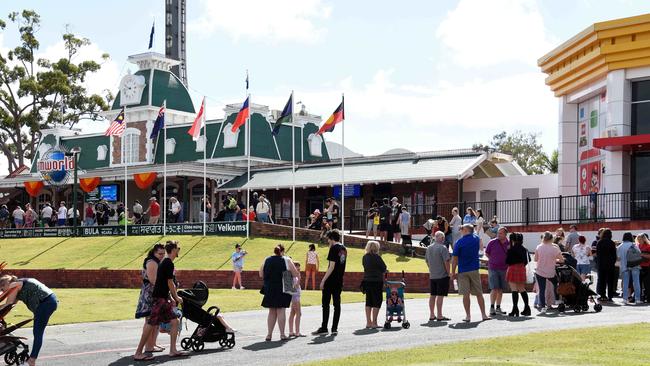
[462,318,471,323]
[436,317,451,321]
[144,345,165,353]
[133,355,154,362]
[169,351,189,358]
[265,336,272,341]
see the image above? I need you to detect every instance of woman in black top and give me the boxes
[362,241,387,328]
[596,229,617,301]
[260,244,299,341]
[505,233,530,317]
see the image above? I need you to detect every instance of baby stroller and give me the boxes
[1,288,31,366]
[419,219,435,247]
[383,271,410,330]
[179,281,235,352]
[555,258,602,314]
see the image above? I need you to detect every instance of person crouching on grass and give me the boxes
[289,262,305,337]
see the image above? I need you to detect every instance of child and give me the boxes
[572,235,592,280]
[231,244,247,289]
[288,262,304,337]
[387,289,404,322]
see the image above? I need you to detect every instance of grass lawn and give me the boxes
[301,323,650,366]
[3,288,429,326]
[0,235,428,273]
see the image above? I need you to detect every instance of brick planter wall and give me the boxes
[7,269,500,293]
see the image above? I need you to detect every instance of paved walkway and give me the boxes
[14,295,647,366]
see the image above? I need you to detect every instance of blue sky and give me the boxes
[1,0,649,166]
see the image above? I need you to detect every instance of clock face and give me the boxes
[120,75,146,106]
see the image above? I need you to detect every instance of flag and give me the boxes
[105,108,126,137]
[231,96,250,133]
[150,102,165,139]
[245,72,249,90]
[271,94,292,136]
[188,97,205,141]
[316,99,344,135]
[148,21,155,49]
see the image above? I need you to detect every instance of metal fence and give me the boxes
[347,191,650,231]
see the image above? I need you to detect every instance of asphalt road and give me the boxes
[14,295,649,366]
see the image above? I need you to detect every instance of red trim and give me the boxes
[593,134,650,151]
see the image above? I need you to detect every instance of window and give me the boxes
[632,80,650,135]
[633,154,650,193]
[166,138,176,155]
[425,194,436,215]
[97,145,108,161]
[402,195,412,209]
[122,129,140,164]
[195,136,206,153]
[38,193,51,208]
[354,198,364,210]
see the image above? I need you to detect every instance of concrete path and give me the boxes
[14,296,648,366]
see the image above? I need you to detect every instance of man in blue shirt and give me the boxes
[451,224,490,322]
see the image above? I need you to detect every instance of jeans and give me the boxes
[321,285,342,331]
[622,267,641,302]
[32,293,58,358]
[535,273,558,307]
[641,267,650,302]
[257,213,269,223]
[224,212,236,222]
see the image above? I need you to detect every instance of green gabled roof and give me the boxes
[273,121,330,162]
[111,69,195,113]
[60,135,111,170]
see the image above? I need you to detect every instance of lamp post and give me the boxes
[65,147,82,236]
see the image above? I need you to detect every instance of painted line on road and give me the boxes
[39,347,135,360]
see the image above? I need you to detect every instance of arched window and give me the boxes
[122,128,141,164]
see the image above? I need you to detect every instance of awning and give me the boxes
[593,134,650,151]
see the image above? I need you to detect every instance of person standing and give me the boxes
[534,231,564,313]
[596,229,617,301]
[304,244,320,290]
[260,244,300,341]
[231,244,247,290]
[256,194,271,223]
[366,202,379,240]
[361,241,387,329]
[134,244,166,357]
[451,224,490,322]
[462,207,477,225]
[425,231,451,321]
[251,192,260,220]
[84,203,95,226]
[12,205,25,228]
[313,230,347,335]
[132,200,144,225]
[288,262,304,337]
[40,202,53,228]
[636,233,650,303]
[572,235,593,280]
[436,216,451,248]
[24,204,36,228]
[0,204,9,228]
[199,196,211,223]
[390,197,402,243]
[134,241,186,360]
[378,198,391,242]
[505,232,531,317]
[66,205,79,227]
[474,209,485,237]
[56,202,67,226]
[485,227,509,316]
[449,207,462,246]
[617,232,642,305]
[565,225,581,253]
[144,197,161,224]
[0,275,58,366]
[398,206,411,244]
[169,197,181,223]
[324,198,340,230]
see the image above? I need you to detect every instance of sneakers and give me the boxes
[312,327,328,335]
[489,307,496,316]
[538,306,548,314]
[495,306,505,315]
[231,286,236,290]
[330,329,338,335]
[240,286,245,290]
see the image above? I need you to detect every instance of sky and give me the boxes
[1,0,649,174]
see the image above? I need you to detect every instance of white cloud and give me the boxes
[190,0,331,44]
[436,0,553,67]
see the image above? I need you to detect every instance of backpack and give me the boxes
[627,246,643,268]
[228,198,238,210]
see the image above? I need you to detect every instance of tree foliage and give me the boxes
[0,10,112,172]
[473,130,556,175]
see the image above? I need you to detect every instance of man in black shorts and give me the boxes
[425,231,451,321]
[134,241,186,361]
[378,198,391,242]
[313,230,347,335]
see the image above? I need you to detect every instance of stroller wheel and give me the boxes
[191,339,205,352]
[581,304,589,312]
[180,337,192,351]
[573,305,582,313]
[594,303,603,313]
[17,351,28,365]
[4,351,17,365]
[402,321,410,329]
[226,339,235,349]
[219,338,227,348]
[557,303,566,313]
[383,322,391,330]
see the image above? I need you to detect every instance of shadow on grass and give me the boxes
[77,237,126,269]
[12,237,71,266]
[119,236,165,269]
[177,236,206,263]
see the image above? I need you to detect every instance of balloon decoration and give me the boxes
[24,181,44,197]
[79,177,101,193]
[134,172,157,190]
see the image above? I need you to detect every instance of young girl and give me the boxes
[304,244,320,290]
[288,262,304,337]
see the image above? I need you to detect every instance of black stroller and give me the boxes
[179,282,235,352]
[555,254,602,313]
[1,294,31,365]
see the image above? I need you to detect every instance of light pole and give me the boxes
[65,147,81,236]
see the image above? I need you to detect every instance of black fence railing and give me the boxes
[347,191,650,232]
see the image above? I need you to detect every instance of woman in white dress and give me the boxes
[449,207,462,247]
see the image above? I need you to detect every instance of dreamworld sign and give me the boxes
[37,146,75,186]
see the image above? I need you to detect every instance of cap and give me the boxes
[235,244,241,248]
[149,197,156,201]
[391,197,398,202]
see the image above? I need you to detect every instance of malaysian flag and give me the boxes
[105,108,126,136]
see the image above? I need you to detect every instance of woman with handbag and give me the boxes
[362,241,387,328]
[505,232,531,316]
[259,244,300,341]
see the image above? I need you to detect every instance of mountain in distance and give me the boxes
[381,148,413,155]
[325,141,363,159]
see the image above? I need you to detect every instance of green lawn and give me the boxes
[0,235,428,273]
[302,323,650,366]
[3,288,428,326]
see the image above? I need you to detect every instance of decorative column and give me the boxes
[558,95,578,197]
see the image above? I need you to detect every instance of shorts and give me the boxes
[387,304,403,315]
[457,270,483,296]
[577,264,591,275]
[57,218,66,226]
[233,267,243,273]
[378,223,390,232]
[14,219,23,225]
[148,298,176,326]
[367,219,377,232]
[488,269,507,290]
[305,263,317,273]
[363,281,383,308]
[430,277,450,297]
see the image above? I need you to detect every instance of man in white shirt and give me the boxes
[57,201,68,226]
[132,200,143,224]
[12,206,25,228]
[41,203,53,227]
[67,206,80,226]
[256,195,270,223]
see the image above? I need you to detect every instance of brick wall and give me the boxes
[8,268,497,293]
[111,120,148,164]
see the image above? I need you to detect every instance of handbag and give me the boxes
[525,251,535,285]
[373,215,380,225]
[282,257,297,295]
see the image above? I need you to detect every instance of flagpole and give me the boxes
[163,103,167,236]
[341,94,345,245]
[203,97,207,237]
[245,70,250,239]
[291,91,296,243]
[124,105,128,237]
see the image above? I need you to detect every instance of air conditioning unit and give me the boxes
[604,128,618,138]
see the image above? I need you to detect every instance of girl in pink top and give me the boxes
[534,232,564,313]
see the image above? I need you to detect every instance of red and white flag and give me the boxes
[187,97,205,141]
[105,108,126,137]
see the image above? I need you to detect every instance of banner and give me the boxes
[134,172,157,190]
[80,177,101,193]
[24,181,44,197]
